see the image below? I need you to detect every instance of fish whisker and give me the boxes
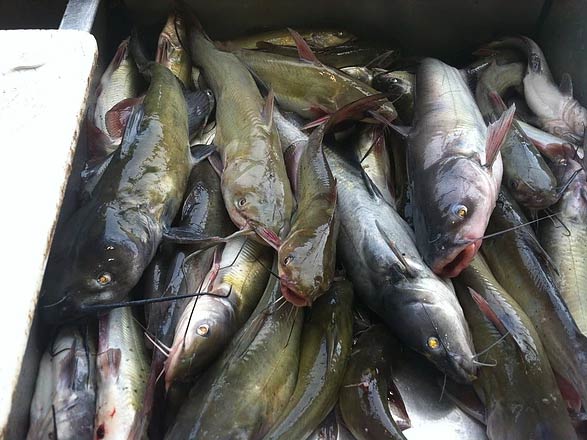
[472,330,510,359]
[439,374,447,402]
[465,211,562,242]
[472,359,497,367]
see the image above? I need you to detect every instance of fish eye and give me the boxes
[283,255,294,265]
[97,272,112,286]
[509,179,520,190]
[197,324,209,336]
[237,198,247,208]
[427,336,440,350]
[450,204,468,219]
[336,31,345,37]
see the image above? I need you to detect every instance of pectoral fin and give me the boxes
[485,99,515,167]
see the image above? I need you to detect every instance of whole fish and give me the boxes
[95,307,149,439]
[89,38,143,159]
[264,280,354,439]
[372,70,415,123]
[187,21,294,247]
[165,269,303,439]
[475,61,558,209]
[233,31,397,121]
[165,236,273,387]
[140,159,232,437]
[338,325,407,440]
[485,36,587,143]
[408,57,514,278]
[482,189,587,408]
[40,62,197,322]
[156,14,192,87]
[455,256,577,440]
[541,156,587,335]
[276,107,338,306]
[221,28,356,50]
[27,327,96,440]
[327,146,477,383]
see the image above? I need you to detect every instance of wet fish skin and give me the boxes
[482,189,587,409]
[541,157,587,335]
[164,236,273,386]
[339,325,407,440]
[264,280,354,440]
[156,14,192,87]
[90,38,143,158]
[306,411,356,440]
[252,43,398,69]
[455,256,577,440]
[349,123,396,207]
[340,66,374,85]
[408,57,505,278]
[486,36,587,143]
[141,161,231,433]
[187,23,294,246]
[95,307,149,439]
[327,146,477,384]
[277,111,339,306]
[40,63,192,322]
[165,270,303,439]
[475,61,558,209]
[27,327,96,440]
[233,48,397,121]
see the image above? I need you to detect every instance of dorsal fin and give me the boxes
[559,73,573,97]
[468,287,508,335]
[303,93,391,130]
[375,220,417,278]
[485,97,515,168]
[288,28,320,64]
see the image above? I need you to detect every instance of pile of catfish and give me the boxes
[31,11,587,440]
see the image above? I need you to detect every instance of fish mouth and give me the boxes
[280,281,310,307]
[446,352,478,384]
[432,241,481,278]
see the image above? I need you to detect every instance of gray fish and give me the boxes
[27,327,96,440]
[41,62,201,322]
[408,58,514,278]
[326,145,477,383]
[485,36,587,144]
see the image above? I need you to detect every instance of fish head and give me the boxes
[561,99,587,141]
[165,295,234,388]
[277,224,335,307]
[307,30,356,48]
[414,156,499,278]
[222,157,292,247]
[506,175,559,210]
[391,276,477,383]
[40,208,156,322]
